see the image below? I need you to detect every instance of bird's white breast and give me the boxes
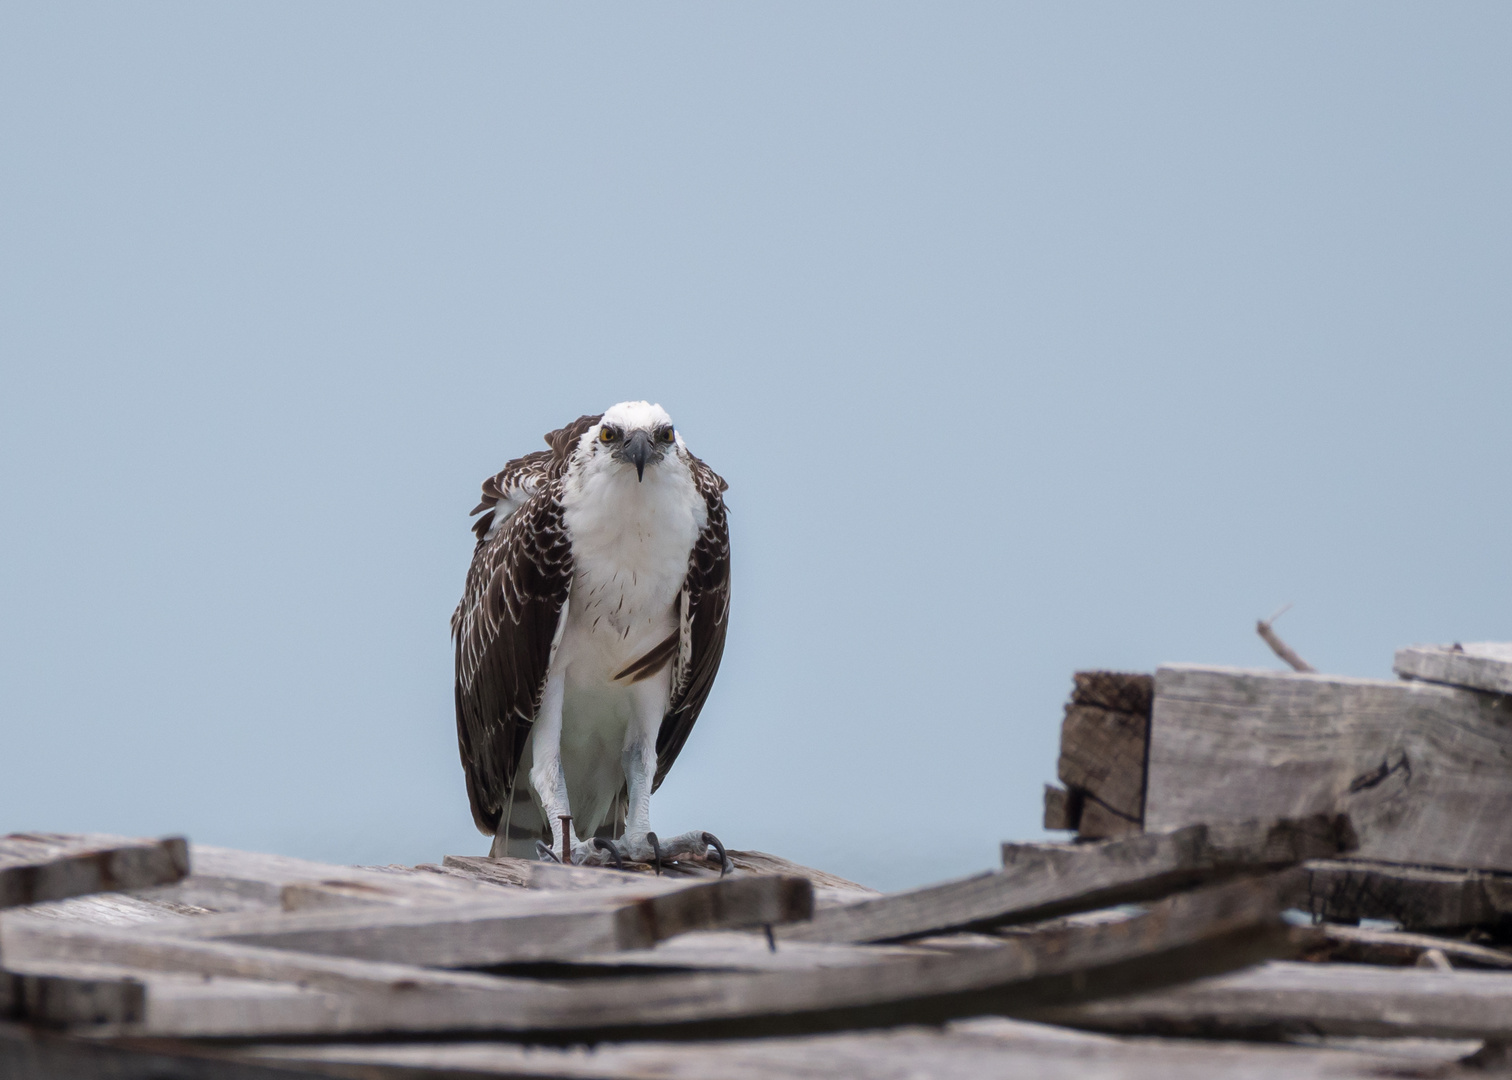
[559,453,707,669]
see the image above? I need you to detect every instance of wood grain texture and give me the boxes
[783,816,1347,946]
[1308,923,1512,969]
[1297,858,1508,930]
[1038,960,1512,1040]
[0,835,189,910]
[225,1016,1477,1080]
[1395,642,1512,696]
[1043,785,1079,831]
[7,875,1299,1040]
[137,875,813,968]
[1058,705,1147,823]
[1146,665,1512,872]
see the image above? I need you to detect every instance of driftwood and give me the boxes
[1146,665,1512,872]
[0,834,188,910]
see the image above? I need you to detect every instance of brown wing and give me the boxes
[653,454,732,790]
[451,414,600,835]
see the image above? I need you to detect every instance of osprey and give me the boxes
[451,402,732,867]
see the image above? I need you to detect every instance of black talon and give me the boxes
[534,840,561,864]
[702,832,731,877]
[593,837,625,870]
[647,831,662,876]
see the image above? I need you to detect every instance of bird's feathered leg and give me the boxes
[612,675,731,874]
[526,671,595,864]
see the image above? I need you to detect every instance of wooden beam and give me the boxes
[0,835,188,910]
[1395,642,1512,696]
[1038,960,1512,1041]
[1298,857,1509,930]
[1146,665,1512,872]
[12,873,1303,1039]
[139,874,814,967]
[782,815,1349,945]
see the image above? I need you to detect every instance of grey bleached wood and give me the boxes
[781,815,1349,945]
[0,834,189,910]
[1298,858,1511,930]
[0,1020,333,1080]
[228,1016,1477,1080]
[1313,923,1512,969]
[1146,664,1512,872]
[1395,642,1512,696]
[139,874,814,967]
[18,874,1299,1039]
[1039,960,1512,1040]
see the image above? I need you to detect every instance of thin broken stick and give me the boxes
[1256,603,1315,674]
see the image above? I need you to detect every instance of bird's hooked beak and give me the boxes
[625,429,652,482]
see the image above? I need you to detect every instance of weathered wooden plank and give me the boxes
[13,874,1300,1040]
[0,835,189,910]
[1298,857,1510,930]
[136,874,813,967]
[1059,704,1147,823]
[1395,641,1512,696]
[782,815,1349,945]
[1146,665,1512,872]
[0,1020,333,1080]
[1039,960,1512,1040]
[225,1016,1479,1080]
[1309,923,1512,969]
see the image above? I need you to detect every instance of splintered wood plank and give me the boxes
[14,873,1303,1039]
[1146,665,1512,872]
[0,834,189,910]
[225,1016,1477,1080]
[1298,858,1509,930]
[782,815,1349,945]
[1039,960,1512,1040]
[136,874,814,967]
[1395,642,1512,696]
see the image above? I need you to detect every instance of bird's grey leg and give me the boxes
[527,671,584,861]
[614,673,730,873]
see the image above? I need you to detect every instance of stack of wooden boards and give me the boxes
[2,814,1479,1079]
[1041,643,1512,1046]
[2,641,1510,1077]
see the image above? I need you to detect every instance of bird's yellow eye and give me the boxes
[599,427,617,443]
[660,427,675,443]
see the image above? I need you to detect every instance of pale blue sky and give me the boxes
[2,4,1508,889]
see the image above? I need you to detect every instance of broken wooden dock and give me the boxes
[5,640,1512,1077]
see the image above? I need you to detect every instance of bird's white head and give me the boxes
[588,401,681,482]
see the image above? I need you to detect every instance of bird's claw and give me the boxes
[647,831,662,876]
[592,836,626,870]
[701,831,732,877]
[534,840,561,863]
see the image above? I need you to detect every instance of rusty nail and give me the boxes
[559,816,572,866]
